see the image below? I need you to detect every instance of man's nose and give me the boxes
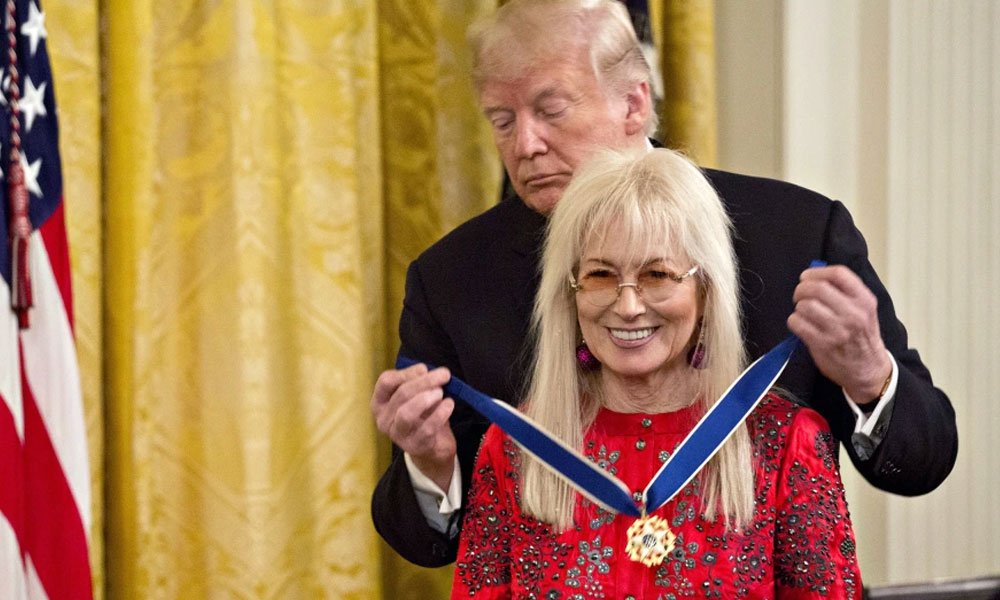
[513,117,547,158]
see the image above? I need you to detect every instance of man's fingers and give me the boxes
[392,386,445,434]
[794,266,877,333]
[376,366,453,447]
[388,366,451,414]
[798,264,872,303]
[787,311,823,346]
[413,398,456,447]
[371,363,428,411]
[793,272,846,306]
[792,295,836,326]
[371,364,449,413]
[390,393,455,457]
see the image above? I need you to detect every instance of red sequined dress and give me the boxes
[450,393,862,599]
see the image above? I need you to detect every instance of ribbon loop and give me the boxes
[396,333,798,517]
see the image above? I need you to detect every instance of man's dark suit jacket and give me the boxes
[371,168,958,567]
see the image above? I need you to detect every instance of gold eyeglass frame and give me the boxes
[569,265,700,306]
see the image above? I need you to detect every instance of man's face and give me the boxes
[479,57,633,214]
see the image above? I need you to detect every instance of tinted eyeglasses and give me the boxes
[570,265,699,307]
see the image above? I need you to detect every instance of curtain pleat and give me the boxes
[101,2,386,597]
[656,0,718,166]
[46,1,104,597]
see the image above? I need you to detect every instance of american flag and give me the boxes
[0,0,93,598]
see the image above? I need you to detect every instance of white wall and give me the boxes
[716,0,1000,586]
[715,0,784,179]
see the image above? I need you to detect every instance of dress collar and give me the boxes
[591,403,701,436]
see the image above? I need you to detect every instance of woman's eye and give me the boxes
[582,269,613,280]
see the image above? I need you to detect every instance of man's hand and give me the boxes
[788,265,893,402]
[371,363,457,491]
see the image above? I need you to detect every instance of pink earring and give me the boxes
[688,320,707,369]
[576,342,601,371]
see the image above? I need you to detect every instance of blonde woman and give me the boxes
[451,149,861,599]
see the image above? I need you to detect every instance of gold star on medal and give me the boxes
[625,514,676,567]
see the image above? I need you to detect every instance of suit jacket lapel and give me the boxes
[502,198,547,315]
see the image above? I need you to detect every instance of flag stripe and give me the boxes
[0,280,26,554]
[21,364,91,600]
[0,281,23,439]
[0,516,28,600]
[0,393,26,545]
[36,201,73,331]
[20,232,90,521]
[25,559,50,600]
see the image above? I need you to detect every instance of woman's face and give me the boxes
[575,223,703,382]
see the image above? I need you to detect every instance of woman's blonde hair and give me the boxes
[520,148,753,530]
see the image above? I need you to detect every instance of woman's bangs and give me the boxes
[578,194,687,268]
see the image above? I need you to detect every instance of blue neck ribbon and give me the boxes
[397,334,798,517]
[397,261,823,517]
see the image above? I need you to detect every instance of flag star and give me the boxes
[0,72,10,106]
[20,153,43,198]
[20,1,48,56]
[20,76,47,132]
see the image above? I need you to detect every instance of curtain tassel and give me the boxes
[6,0,30,329]
[8,157,32,329]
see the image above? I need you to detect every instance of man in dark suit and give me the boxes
[370,0,957,567]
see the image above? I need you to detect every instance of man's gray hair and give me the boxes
[469,0,659,136]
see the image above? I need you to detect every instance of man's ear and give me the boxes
[623,80,652,136]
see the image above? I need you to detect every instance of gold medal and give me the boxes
[625,514,675,567]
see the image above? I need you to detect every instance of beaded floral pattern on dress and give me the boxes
[452,394,862,599]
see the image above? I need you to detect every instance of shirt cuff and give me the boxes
[404,452,463,536]
[843,351,898,460]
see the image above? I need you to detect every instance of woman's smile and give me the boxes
[608,326,658,346]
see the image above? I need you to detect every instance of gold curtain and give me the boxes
[378,1,499,598]
[45,0,104,595]
[654,0,718,166]
[43,0,714,598]
[100,1,387,597]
